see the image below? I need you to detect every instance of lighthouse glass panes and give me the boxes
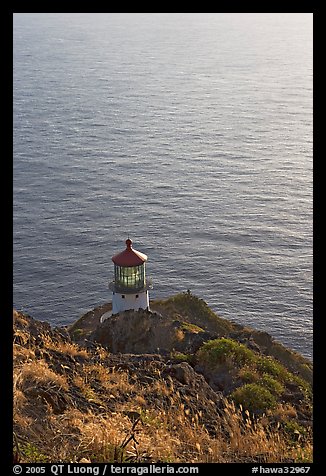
[114,264,145,292]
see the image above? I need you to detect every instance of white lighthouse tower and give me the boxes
[107,238,151,316]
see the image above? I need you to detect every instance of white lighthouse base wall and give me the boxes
[112,291,149,315]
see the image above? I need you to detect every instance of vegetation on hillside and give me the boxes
[151,293,313,383]
[13,293,313,463]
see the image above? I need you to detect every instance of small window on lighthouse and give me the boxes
[122,295,125,299]
[136,295,139,298]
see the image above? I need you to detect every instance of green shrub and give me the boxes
[256,357,312,400]
[71,328,87,338]
[290,375,312,400]
[283,420,307,443]
[170,351,195,364]
[256,356,290,381]
[197,338,255,368]
[259,374,285,396]
[237,367,260,383]
[230,383,277,413]
[179,321,205,333]
[21,443,50,463]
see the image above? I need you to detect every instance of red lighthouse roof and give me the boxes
[112,239,148,267]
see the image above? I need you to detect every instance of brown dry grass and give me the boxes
[13,310,312,464]
[16,360,69,391]
[14,357,312,463]
[40,333,89,359]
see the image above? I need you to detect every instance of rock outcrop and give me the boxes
[89,308,215,354]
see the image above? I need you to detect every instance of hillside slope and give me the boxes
[13,294,313,463]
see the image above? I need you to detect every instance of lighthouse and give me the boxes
[108,238,151,315]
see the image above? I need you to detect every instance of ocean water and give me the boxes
[13,13,313,359]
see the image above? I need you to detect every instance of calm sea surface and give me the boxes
[13,13,313,359]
